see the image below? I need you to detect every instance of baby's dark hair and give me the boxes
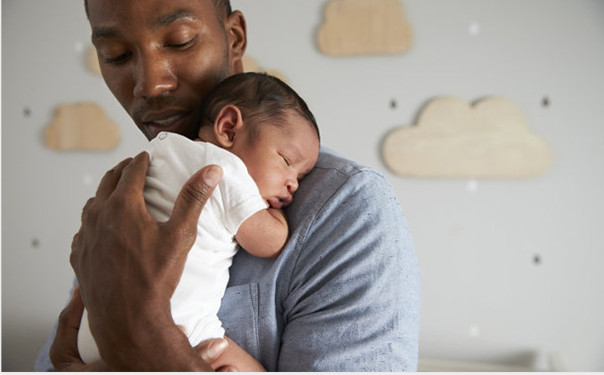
[200,72,320,142]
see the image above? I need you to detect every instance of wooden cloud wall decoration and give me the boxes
[242,55,288,83]
[87,46,101,75]
[44,102,120,151]
[382,97,553,178]
[317,0,412,56]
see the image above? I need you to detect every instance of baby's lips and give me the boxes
[268,197,284,209]
[270,195,293,209]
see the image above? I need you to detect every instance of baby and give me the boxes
[77,72,320,364]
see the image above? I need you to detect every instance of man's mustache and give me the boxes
[131,94,191,119]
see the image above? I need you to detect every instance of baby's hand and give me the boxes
[195,337,266,372]
[236,207,288,258]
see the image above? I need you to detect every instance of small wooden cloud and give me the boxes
[317,0,412,56]
[382,97,553,178]
[44,102,120,151]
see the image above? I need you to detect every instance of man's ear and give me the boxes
[226,10,247,74]
[214,105,244,148]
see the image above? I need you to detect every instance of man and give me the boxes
[37,0,420,371]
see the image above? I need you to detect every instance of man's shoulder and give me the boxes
[315,147,368,176]
[312,147,392,194]
[288,148,396,225]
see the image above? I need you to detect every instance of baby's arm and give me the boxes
[235,208,288,258]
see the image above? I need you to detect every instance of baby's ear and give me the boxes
[214,105,244,148]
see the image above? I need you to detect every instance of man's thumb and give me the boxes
[170,165,222,230]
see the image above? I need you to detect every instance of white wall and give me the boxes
[2,0,603,371]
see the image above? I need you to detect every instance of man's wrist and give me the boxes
[98,303,211,371]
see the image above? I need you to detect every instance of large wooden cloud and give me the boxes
[382,97,553,178]
[317,0,412,56]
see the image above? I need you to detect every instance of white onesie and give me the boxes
[77,131,267,364]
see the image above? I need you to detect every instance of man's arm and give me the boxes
[235,208,288,258]
[63,153,222,371]
[44,154,267,372]
[278,169,421,371]
[49,285,242,371]
[49,287,112,371]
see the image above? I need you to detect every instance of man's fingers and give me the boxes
[114,152,150,199]
[50,287,85,368]
[169,165,222,232]
[59,287,84,332]
[95,157,133,199]
[70,232,81,273]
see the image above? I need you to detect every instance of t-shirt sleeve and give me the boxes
[216,155,267,236]
[146,133,266,236]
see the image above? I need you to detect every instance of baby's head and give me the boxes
[198,72,320,209]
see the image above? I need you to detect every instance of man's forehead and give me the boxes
[87,0,215,25]
[87,0,220,42]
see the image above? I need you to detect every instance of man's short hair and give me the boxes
[213,0,232,20]
[200,72,320,142]
[84,0,232,20]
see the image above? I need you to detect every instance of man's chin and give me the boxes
[142,120,196,140]
[145,126,165,140]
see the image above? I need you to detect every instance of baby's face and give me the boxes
[232,113,320,209]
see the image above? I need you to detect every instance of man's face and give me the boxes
[88,0,246,140]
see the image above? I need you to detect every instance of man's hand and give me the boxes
[69,152,222,371]
[49,287,111,371]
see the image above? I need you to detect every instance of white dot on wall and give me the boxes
[469,22,481,36]
[74,41,85,53]
[466,179,479,193]
[468,324,481,338]
[83,173,93,186]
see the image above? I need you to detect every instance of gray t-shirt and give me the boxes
[36,148,421,371]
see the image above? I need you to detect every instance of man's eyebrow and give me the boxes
[92,27,119,42]
[152,9,196,29]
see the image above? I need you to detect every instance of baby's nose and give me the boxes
[286,178,298,193]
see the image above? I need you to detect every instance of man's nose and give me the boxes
[132,53,177,98]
